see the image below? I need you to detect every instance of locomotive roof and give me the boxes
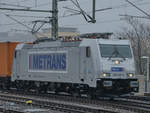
[98,39,130,45]
[16,38,131,50]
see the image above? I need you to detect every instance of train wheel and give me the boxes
[54,88,59,95]
[72,92,81,98]
[71,89,81,98]
[87,88,97,99]
[87,93,92,99]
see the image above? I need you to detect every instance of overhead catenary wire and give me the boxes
[125,0,150,18]
[0,3,31,9]
[62,19,122,27]
[29,0,148,10]
[0,21,32,26]
[1,0,36,5]
[1,0,149,16]
[0,0,150,32]
[63,7,112,17]
[1,0,150,16]
[0,7,53,13]
[5,14,32,30]
[0,0,148,12]
[4,14,51,19]
[61,0,150,18]
[1,12,48,38]
[119,14,150,20]
[3,12,50,35]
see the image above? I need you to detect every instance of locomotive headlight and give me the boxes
[103,73,107,77]
[128,73,134,78]
[103,73,110,77]
[115,60,119,65]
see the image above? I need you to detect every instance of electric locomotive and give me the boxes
[11,37,139,97]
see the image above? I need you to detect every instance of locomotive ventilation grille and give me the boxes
[112,73,125,77]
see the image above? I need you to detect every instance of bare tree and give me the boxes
[117,17,150,74]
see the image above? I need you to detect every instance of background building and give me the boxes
[37,27,80,38]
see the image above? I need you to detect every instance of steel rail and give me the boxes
[1,91,150,113]
[0,93,117,113]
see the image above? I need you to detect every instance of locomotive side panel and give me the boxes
[12,40,100,88]
[13,46,91,85]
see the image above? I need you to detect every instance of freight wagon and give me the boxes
[0,42,20,89]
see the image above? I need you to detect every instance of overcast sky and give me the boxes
[0,0,150,34]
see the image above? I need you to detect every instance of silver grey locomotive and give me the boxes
[12,38,139,97]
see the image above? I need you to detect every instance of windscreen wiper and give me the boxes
[108,46,126,60]
[108,47,118,60]
[118,51,126,60]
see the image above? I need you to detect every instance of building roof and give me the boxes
[42,27,79,33]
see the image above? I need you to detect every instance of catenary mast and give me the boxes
[52,0,58,39]
[0,0,96,40]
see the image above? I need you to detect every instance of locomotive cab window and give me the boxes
[99,44,132,58]
[86,47,91,57]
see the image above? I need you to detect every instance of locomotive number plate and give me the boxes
[111,67,124,72]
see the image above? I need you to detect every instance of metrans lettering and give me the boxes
[29,52,67,71]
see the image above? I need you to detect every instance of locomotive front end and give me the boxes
[97,40,139,96]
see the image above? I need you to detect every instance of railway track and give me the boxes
[126,95,150,101]
[110,98,150,113]
[0,91,150,113]
[0,107,24,113]
[0,100,52,113]
[0,92,117,113]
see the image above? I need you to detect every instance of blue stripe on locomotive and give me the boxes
[29,53,67,71]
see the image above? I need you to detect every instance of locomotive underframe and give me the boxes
[96,78,139,96]
[1,78,138,97]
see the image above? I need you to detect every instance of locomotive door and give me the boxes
[79,47,87,82]
[16,50,21,75]
[79,47,93,83]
